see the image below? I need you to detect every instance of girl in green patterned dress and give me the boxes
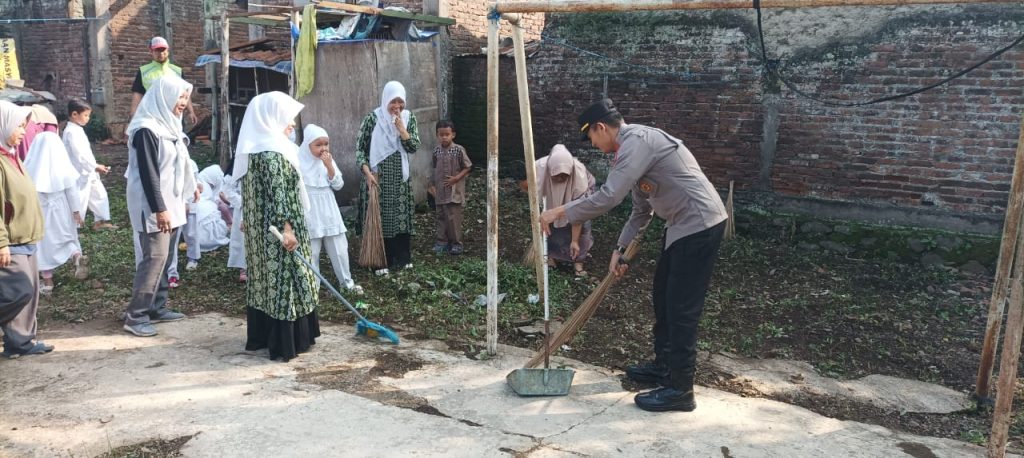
[233,92,319,362]
[355,81,421,275]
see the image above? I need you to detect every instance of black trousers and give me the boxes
[384,233,412,269]
[652,221,725,372]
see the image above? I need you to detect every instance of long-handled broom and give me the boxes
[269,226,400,344]
[523,220,651,369]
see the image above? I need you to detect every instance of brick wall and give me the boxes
[446,0,544,55]
[0,0,90,108]
[452,6,1024,228]
[772,10,1024,215]
[454,11,764,187]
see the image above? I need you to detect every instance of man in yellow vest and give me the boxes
[129,37,198,125]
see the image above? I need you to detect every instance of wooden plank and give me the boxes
[316,0,456,25]
[975,113,1024,400]
[218,12,232,171]
[228,16,287,27]
[204,38,273,55]
[511,21,547,308]
[987,227,1024,457]
[496,0,1019,12]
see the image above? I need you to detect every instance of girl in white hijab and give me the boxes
[298,124,361,295]
[24,132,89,293]
[534,144,596,276]
[235,91,320,362]
[122,75,196,338]
[356,81,421,274]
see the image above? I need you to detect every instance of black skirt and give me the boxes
[245,307,321,362]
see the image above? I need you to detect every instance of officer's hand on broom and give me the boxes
[539,206,564,236]
[609,249,629,278]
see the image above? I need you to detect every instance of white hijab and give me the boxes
[232,91,309,210]
[126,76,195,198]
[298,124,341,188]
[369,81,411,182]
[197,164,225,200]
[0,100,32,151]
[24,132,78,193]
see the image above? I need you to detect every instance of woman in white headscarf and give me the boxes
[299,124,361,295]
[234,91,319,362]
[24,132,89,294]
[355,81,421,274]
[0,100,52,358]
[122,75,197,338]
[535,144,596,276]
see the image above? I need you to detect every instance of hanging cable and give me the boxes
[753,0,1024,107]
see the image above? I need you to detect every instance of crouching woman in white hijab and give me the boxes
[123,76,197,338]
[0,101,52,358]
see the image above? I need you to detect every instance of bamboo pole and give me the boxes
[218,11,231,168]
[507,15,547,303]
[987,226,1024,457]
[494,0,1017,13]
[485,15,500,356]
[975,116,1024,400]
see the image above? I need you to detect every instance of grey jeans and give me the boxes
[0,253,40,353]
[125,228,178,326]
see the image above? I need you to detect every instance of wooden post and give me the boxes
[218,11,231,169]
[289,11,298,98]
[485,13,500,356]
[976,115,1024,400]
[987,224,1024,457]
[494,0,1017,13]
[507,15,547,302]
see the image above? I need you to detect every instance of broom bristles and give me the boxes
[522,240,537,266]
[359,184,387,269]
[524,235,646,369]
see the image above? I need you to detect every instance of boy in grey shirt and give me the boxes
[540,99,727,412]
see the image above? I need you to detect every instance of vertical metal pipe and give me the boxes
[485,12,500,356]
[219,11,231,168]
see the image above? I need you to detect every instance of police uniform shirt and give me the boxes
[563,123,728,250]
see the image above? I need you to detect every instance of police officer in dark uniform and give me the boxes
[540,99,728,412]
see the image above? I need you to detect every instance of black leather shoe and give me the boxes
[634,387,696,412]
[625,361,670,385]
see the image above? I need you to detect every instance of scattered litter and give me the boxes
[527,294,540,304]
[474,293,507,307]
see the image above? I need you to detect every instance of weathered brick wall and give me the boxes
[453,6,1024,229]
[454,12,764,188]
[0,0,89,107]
[446,0,544,55]
[451,56,525,168]
[773,9,1024,215]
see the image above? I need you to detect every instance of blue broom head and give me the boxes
[356,319,400,344]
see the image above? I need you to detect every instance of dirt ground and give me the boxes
[30,142,1022,453]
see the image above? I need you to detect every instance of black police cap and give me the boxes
[577,98,619,141]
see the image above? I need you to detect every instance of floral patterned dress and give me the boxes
[242,151,320,361]
[354,111,420,237]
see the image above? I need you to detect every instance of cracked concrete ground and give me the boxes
[0,314,997,457]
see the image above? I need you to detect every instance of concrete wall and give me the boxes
[300,40,439,205]
[451,5,1024,233]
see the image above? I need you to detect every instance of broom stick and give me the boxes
[724,180,736,240]
[524,223,649,369]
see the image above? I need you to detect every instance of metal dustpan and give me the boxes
[507,208,574,396]
[507,366,575,396]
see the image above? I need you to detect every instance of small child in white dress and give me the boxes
[24,132,89,293]
[298,124,361,294]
